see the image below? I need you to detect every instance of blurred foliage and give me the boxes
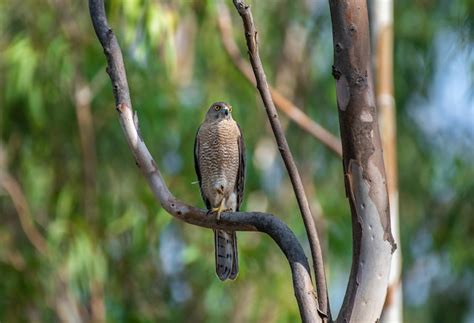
[0,0,472,322]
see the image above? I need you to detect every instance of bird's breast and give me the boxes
[198,119,241,205]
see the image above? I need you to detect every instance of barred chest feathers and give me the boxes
[197,119,240,208]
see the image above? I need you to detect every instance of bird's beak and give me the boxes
[223,107,229,116]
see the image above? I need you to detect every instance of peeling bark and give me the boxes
[328,1,396,321]
[372,0,403,321]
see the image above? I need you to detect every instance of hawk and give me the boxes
[194,102,245,281]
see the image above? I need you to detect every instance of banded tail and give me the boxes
[214,230,238,281]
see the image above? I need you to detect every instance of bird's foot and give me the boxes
[210,203,229,221]
[209,206,220,216]
[208,207,222,221]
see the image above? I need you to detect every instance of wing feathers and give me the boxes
[236,124,246,211]
[194,126,211,209]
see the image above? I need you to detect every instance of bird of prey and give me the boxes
[194,102,245,281]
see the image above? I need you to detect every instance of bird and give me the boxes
[194,101,245,281]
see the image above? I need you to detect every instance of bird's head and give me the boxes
[205,102,233,121]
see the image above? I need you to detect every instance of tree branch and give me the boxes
[88,0,319,321]
[231,1,329,320]
[328,1,397,321]
[217,3,342,158]
[0,172,47,255]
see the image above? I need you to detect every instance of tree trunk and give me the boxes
[372,0,403,321]
[328,1,397,321]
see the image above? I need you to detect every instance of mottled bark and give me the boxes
[328,1,397,322]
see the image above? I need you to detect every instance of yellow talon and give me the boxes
[212,200,226,220]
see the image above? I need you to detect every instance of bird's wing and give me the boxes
[194,126,211,209]
[235,123,246,211]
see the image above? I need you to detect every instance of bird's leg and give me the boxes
[211,199,226,220]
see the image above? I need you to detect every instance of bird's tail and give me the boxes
[214,230,238,281]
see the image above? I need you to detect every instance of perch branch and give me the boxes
[217,3,342,157]
[232,0,329,320]
[88,0,320,321]
[328,0,396,321]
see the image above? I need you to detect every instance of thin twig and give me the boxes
[217,2,342,157]
[88,1,320,321]
[231,1,329,320]
[0,173,47,255]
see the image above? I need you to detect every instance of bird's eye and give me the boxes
[228,106,233,112]
[214,105,221,111]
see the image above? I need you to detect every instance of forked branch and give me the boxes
[88,0,319,321]
[232,0,329,320]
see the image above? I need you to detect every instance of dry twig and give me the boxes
[231,0,329,319]
[217,3,342,157]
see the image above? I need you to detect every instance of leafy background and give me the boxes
[0,0,472,322]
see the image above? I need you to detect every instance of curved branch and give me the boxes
[231,1,329,320]
[217,3,342,158]
[88,1,319,321]
[0,173,47,255]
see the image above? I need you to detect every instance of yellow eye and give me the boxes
[229,106,233,112]
[214,105,221,111]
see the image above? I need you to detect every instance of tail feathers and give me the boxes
[214,230,238,281]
